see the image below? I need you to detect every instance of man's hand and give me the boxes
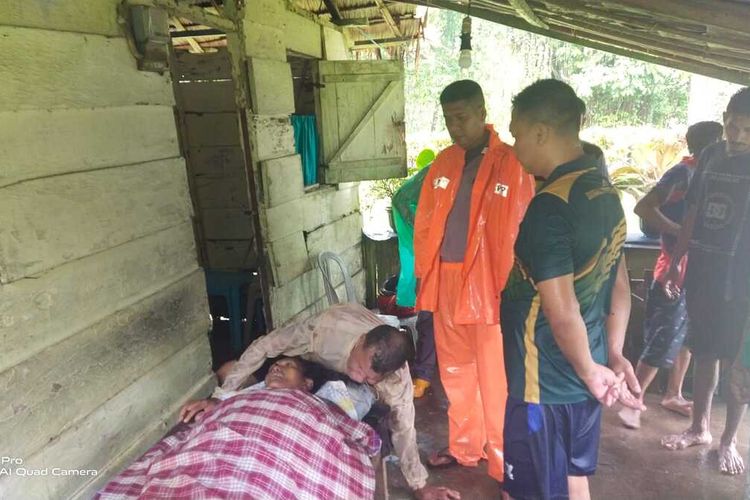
[608,353,646,411]
[662,263,682,300]
[579,363,626,407]
[179,398,219,423]
[414,485,461,500]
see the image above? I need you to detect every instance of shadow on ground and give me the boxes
[386,380,749,499]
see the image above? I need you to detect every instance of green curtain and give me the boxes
[291,114,319,186]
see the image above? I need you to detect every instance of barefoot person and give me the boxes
[501,79,644,500]
[413,80,534,481]
[619,121,723,429]
[661,87,750,476]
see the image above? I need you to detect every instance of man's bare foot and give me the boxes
[661,429,712,450]
[660,396,693,417]
[718,442,745,475]
[618,407,641,429]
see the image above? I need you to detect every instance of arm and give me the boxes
[663,205,697,298]
[634,187,680,236]
[377,366,428,490]
[605,259,642,400]
[213,317,313,398]
[537,275,624,407]
[537,275,597,380]
[377,367,460,499]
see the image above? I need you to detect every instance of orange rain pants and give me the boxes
[434,262,506,481]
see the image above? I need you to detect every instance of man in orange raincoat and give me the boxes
[414,80,534,481]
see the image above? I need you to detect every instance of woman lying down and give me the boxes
[96,357,381,499]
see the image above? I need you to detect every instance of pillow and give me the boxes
[315,380,376,420]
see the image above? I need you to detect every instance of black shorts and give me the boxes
[503,396,602,500]
[640,282,689,368]
[686,289,750,360]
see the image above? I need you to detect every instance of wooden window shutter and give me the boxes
[315,60,407,183]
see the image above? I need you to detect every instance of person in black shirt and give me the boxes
[661,87,750,476]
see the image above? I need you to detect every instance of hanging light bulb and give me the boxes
[458,15,472,69]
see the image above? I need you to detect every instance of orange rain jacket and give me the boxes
[414,125,535,325]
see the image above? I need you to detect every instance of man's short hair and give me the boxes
[686,121,723,156]
[512,79,586,136]
[364,325,415,374]
[726,87,750,116]
[440,79,485,106]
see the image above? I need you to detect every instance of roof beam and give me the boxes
[404,0,750,85]
[171,17,204,53]
[125,0,236,31]
[322,0,344,22]
[547,15,750,71]
[509,0,548,29]
[611,0,750,37]
[351,36,414,49]
[170,28,224,38]
[373,0,402,37]
[534,0,750,54]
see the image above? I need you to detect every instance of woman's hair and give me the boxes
[299,359,350,392]
[271,357,345,393]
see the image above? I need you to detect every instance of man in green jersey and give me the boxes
[500,79,643,500]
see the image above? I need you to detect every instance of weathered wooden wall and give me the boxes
[0,2,213,498]
[172,49,257,270]
[243,0,365,326]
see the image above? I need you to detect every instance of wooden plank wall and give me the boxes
[172,49,257,270]
[243,0,365,327]
[0,2,213,498]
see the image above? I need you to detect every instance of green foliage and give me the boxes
[609,137,685,198]
[551,45,690,127]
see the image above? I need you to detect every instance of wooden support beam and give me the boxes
[125,0,236,31]
[404,0,750,85]
[509,0,548,29]
[535,0,750,55]
[547,15,750,72]
[373,0,402,37]
[322,0,344,22]
[171,17,204,53]
[612,0,750,37]
[171,28,224,38]
[352,36,415,49]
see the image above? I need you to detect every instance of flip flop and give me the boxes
[427,448,459,469]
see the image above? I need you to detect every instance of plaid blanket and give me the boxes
[97,390,381,499]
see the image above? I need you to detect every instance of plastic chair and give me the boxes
[317,251,358,306]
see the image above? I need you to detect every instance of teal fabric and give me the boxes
[392,166,431,307]
[292,114,319,186]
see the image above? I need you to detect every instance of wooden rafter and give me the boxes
[171,17,204,53]
[509,0,548,29]
[373,0,402,37]
[125,0,236,31]
[322,0,344,22]
[351,36,415,49]
[613,0,750,36]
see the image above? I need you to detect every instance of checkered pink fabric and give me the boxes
[97,390,381,499]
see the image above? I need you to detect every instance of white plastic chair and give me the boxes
[317,251,359,306]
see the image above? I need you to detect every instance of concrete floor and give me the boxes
[386,381,749,500]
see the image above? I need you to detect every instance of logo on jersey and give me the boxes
[433,176,450,190]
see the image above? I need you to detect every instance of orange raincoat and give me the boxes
[414,125,534,324]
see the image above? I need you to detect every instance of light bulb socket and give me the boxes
[460,16,472,51]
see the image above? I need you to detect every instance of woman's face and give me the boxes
[264,358,313,391]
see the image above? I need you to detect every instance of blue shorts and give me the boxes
[503,396,602,500]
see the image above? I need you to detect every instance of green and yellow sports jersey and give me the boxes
[501,156,626,404]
